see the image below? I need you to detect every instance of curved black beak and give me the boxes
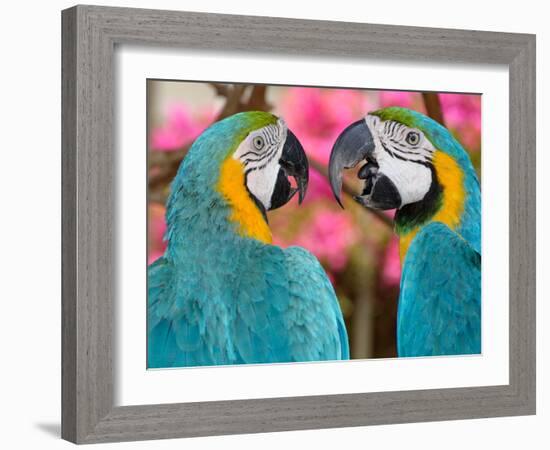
[328,119,375,208]
[269,130,309,210]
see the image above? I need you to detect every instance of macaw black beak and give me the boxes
[329,119,401,210]
[329,119,375,208]
[269,130,309,210]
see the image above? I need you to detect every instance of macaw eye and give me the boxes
[405,131,420,146]
[253,136,265,151]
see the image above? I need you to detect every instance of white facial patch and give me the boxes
[232,119,287,210]
[365,115,435,207]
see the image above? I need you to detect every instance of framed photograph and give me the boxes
[62,5,536,444]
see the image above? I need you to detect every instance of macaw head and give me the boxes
[328,107,480,252]
[168,111,308,243]
[220,111,309,212]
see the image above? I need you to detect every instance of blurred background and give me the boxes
[147,81,481,359]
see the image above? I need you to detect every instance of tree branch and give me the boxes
[422,92,445,126]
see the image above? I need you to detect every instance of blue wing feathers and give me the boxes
[284,246,350,361]
[148,244,349,367]
[398,222,481,357]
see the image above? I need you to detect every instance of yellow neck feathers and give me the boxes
[399,151,465,262]
[217,158,272,244]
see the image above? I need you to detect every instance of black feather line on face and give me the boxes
[243,140,279,165]
[387,138,425,155]
[243,142,282,177]
[395,165,442,234]
[239,149,263,159]
[380,141,432,167]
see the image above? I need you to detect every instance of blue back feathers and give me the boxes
[148,112,349,367]
[398,223,481,356]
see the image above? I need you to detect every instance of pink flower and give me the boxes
[439,94,481,151]
[378,91,423,111]
[381,236,401,287]
[291,210,360,272]
[277,87,371,165]
[303,168,333,203]
[150,104,216,151]
[148,203,167,264]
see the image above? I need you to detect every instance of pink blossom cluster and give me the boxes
[439,94,481,151]
[277,87,372,165]
[295,210,359,273]
[148,203,167,264]
[150,104,216,151]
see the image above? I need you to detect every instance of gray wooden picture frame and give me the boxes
[61,4,536,444]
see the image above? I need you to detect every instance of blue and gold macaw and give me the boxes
[148,111,349,368]
[329,107,480,357]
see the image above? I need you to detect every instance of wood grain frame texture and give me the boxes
[61,4,536,444]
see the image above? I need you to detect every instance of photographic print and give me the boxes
[147,81,481,369]
[61,8,536,441]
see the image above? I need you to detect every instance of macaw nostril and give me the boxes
[358,164,369,180]
[358,162,378,180]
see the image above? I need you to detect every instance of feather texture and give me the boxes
[148,112,349,367]
[397,222,481,356]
